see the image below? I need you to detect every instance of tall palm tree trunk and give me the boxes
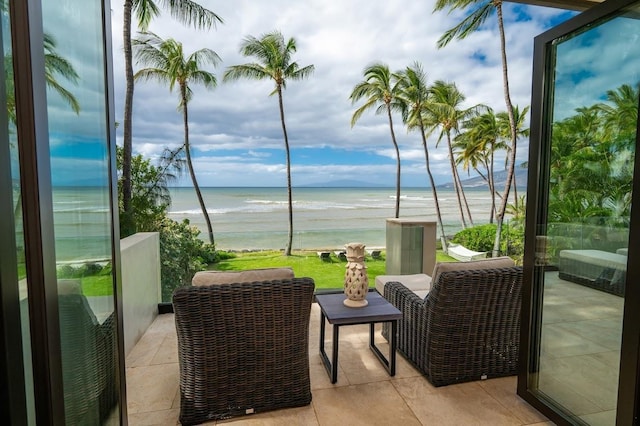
[446,130,467,228]
[455,164,474,226]
[181,86,215,245]
[493,2,518,257]
[489,146,496,223]
[122,0,134,235]
[420,122,447,252]
[387,106,401,218]
[278,86,294,256]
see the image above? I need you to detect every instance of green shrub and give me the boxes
[159,217,214,302]
[452,224,497,252]
[452,223,524,260]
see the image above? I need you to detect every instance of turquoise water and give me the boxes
[48,186,498,260]
[167,187,495,251]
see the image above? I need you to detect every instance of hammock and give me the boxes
[447,244,488,262]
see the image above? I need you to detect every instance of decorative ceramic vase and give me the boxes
[343,242,369,307]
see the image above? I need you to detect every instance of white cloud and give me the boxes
[107,0,573,186]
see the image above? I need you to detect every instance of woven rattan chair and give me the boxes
[57,286,118,423]
[173,277,315,425]
[384,266,523,387]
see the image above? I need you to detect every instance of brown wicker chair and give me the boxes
[383,266,523,387]
[172,277,315,425]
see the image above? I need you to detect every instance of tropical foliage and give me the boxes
[350,63,403,218]
[133,32,220,245]
[223,31,315,256]
[115,146,215,301]
[434,0,519,256]
[121,0,222,237]
[423,80,484,228]
[395,62,448,251]
[548,84,637,227]
[452,222,524,261]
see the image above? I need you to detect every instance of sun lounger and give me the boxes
[334,250,346,261]
[447,244,488,262]
[317,251,331,261]
[366,249,382,259]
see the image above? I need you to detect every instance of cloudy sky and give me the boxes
[107,0,576,187]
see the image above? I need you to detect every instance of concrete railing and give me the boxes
[120,232,161,356]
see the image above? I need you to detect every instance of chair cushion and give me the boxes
[375,273,431,295]
[431,256,515,283]
[192,267,294,286]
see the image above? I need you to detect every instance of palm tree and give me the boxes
[434,0,518,256]
[133,32,220,245]
[8,33,81,221]
[6,33,80,124]
[223,31,314,256]
[454,110,499,222]
[496,105,529,208]
[121,0,222,237]
[424,80,481,229]
[396,62,448,251]
[350,63,404,218]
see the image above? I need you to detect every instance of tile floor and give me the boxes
[125,303,552,425]
[537,273,623,425]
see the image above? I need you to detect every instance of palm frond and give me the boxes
[160,0,223,29]
[437,3,493,48]
[133,0,161,30]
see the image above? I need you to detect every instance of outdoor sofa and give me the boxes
[377,257,523,387]
[173,268,314,425]
[558,249,627,296]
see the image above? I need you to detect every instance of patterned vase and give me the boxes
[343,242,369,307]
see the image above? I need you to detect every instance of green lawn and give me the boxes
[212,250,456,290]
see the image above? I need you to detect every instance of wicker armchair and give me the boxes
[384,266,523,387]
[173,277,315,425]
[57,281,118,424]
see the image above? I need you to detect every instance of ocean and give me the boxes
[166,187,496,251]
[47,186,500,261]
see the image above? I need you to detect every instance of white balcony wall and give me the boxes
[121,232,161,356]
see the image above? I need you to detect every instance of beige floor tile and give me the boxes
[126,331,165,368]
[579,409,616,426]
[479,376,549,424]
[313,381,421,426]
[127,363,180,414]
[538,354,618,410]
[552,318,622,351]
[309,353,351,389]
[145,313,177,334]
[540,323,611,358]
[217,404,318,425]
[127,408,180,425]
[535,375,603,416]
[393,377,522,425]
[150,334,178,365]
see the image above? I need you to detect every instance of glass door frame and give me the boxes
[0,0,126,423]
[519,0,640,424]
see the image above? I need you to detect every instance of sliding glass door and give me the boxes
[521,0,640,424]
[0,0,124,423]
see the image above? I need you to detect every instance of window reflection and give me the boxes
[535,9,640,425]
[41,0,118,423]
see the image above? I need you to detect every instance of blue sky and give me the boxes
[103,1,578,187]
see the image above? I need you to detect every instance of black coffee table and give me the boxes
[315,292,402,384]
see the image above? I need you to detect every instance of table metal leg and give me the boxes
[318,312,340,384]
[390,320,397,376]
[331,324,339,383]
[369,320,397,377]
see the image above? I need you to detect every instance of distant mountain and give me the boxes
[299,179,390,188]
[437,168,528,191]
[300,168,528,190]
